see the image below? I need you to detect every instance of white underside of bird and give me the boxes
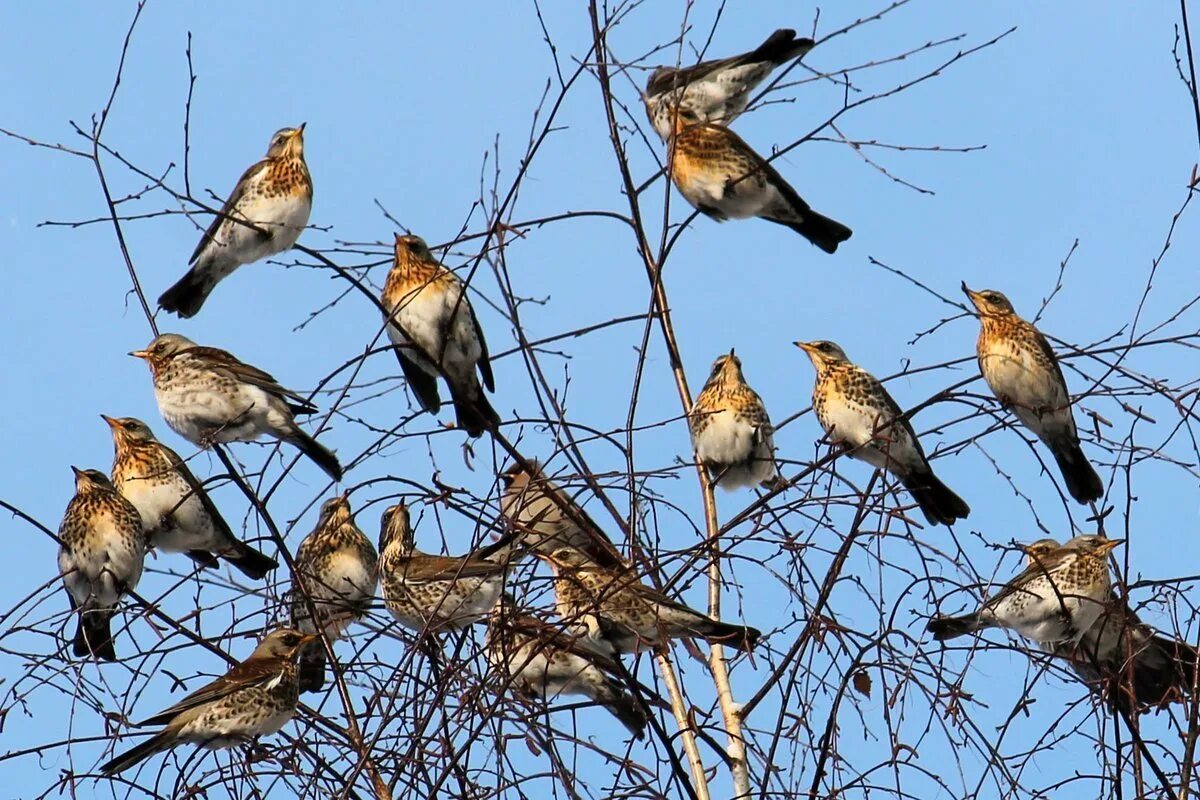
[119,476,219,554]
[693,410,774,488]
[676,165,777,220]
[386,280,481,385]
[160,383,291,445]
[200,190,310,276]
[821,398,922,474]
[59,516,144,610]
[980,345,1074,443]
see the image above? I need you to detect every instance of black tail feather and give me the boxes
[701,619,761,651]
[770,210,852,254]
[74,611,117,661]
[1051,442,1103,504]
[158,268,215,318]
[927,614,986,642]
[286,428,344,481]
[225,543,279,581]
[603,690,649,740]
[751,29,816,66]
[100,729,172,775]
[452,383,500,438]
[297,641,326,693]
[903,471,970,526]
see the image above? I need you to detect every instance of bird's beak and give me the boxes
[101,414,119,429]
[295,122,306,135]
[1098,538,1124,554]
[728,347,736,358]
[793,341,814,354]
[960,281,982,307]
[129,349,149,359]
[298,632,319,645]
[70,465,84,478]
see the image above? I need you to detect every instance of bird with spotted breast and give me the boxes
[381,233,499,437]
[99,627,315,775]
[290,494,378,692]
[795,340,970,526]
[377,502,505,633]
[962,284,1103,504]
[159,125,312,317]
[538,547,760,654]
[130,333,343,481]
[486,593,651,739]
[927,535,1121,645]
[644,28,815,142]
[103,415,277,579]
[690,349,777,490]
[58,467,146,661]
[666,106,851,252]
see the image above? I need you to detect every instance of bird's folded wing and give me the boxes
[399,554,507,583]
[137,657,284,726]
[189,159,271,264]
[189,344,317,413]
[162,443,237,542]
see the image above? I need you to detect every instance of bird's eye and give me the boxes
[283,633,299,646]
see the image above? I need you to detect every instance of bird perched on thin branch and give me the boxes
[1022,539,1197,710]
[539,547,760,653]
[690,350,776,490]
[645,29,815,142]
[290,494,378,692]
[962,284,1103,504]
[130,333,343,481]
[795,340,969,526]
[103,415,277,580]
[382,233,499,437]
[486,594,650,739]
[667,107,851,252]
[99,627,315,775]
[927,535,1121,644]
[377,502,505,633]
[498,462,624,567]
[159,125,312,318]
[58,467,146,661]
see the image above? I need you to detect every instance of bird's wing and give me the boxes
[398,553,507,583]
[187,344,317,414]
[189,159,272,264]
[507,613,622,672]
[137,656,284,726]
[159,443,237,543]
[469,300,495,393]
[989,550,1074,606]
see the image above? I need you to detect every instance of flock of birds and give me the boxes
[48,27,1193,780]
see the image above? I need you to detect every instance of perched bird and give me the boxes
[667,107,851,252]
[103,415,277,580]
[498,462,624,567]
[159,125,312,317]
[377,502,505,633]
[645,29,815,142]
[58,467,146,661]
[927,535,1121,645]
[290,494,378,692]
[962,284,1103,504]
[486,594,648,739]
[1023,539,1197,709]
[690,350,776,489]
[99,627,315,775]
[381,233,499,437]
[539,547,760,654]
[795,340,970,526]
[130,333,343,481]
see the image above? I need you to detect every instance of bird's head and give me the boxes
[1021,538,1062,565]
[252,627,318,661]
[102,415,155,446]
[1068,535,1124,559]
[707,349,744,383]
[794,339,849,370]
[318,493,353,527]
[961,283,1016,317]
[266,124,306,159]
[378,501,413,553]
[393,233,434,265]
[129,333,195,369]
[71,466,114,493]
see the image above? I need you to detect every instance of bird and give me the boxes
[381,233,499,437]
[486,593,649,739]
[926,535,1121,645]
[666,106,851,252]
[377,502,506,633]
[645,28,815,142]
[130,333,343,481]
[1024,539,1197,710]
[690,349,777,489]
[290,494,378,692]
[962,284,1103,504]
[795,340,970,526]
[538,547,760,654]
[99,627,316,775]
[498,461,625,567]
[103,415,277,580]
[158,125,312,318]
[58,467,146,661]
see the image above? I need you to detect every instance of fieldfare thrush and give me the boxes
[690,350,777,489]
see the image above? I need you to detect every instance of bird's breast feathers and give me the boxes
[694,409,756,463]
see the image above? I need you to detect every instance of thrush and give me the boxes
[130,333,343,481]
[927,535,1121,645]
[962,284,1104,504]
[645,28,815,142]
[667,107,851,252]
[498,462,624,568]
[795,340,970,526]
[290,494,378,692]
[377,502,505,633]
[381,234,499,437]
[1022,539,1198,709]
[99,627,315,775]
[104,415,277,580]
[58,467,146,661]
[539,547,760,654]
[486,593,649,739]
[690,350,776,490]
[159,125,312,317]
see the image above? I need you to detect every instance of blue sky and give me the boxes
[2,2,1199,798]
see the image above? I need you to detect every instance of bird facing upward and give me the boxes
[690,350,777,490]
[159,125,312,318]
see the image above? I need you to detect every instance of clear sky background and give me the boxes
[2,2,1199,798]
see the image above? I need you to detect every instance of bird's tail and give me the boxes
[591,681,648,740]
[185,549,220,570]
[223,542,279,581]
[768,210,853,254]
[297,640,327,693]
[1051,441,1103,504]
[285,427,344,481]
[902,470,970,526]
[100,729,174,775]
[158,265,219,319]
[927,613,989,642]
[697,618,761,651]
[751,29,816,66]
[73,609,117,661]
[451,378,500,438]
